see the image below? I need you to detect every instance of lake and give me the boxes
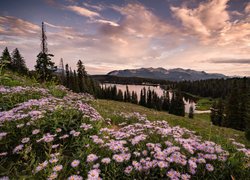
[102,83,208,113]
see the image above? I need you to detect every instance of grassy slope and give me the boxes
[91,100,250,149]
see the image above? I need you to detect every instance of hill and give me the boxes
[0,71,249,179]
[108,67,227,81]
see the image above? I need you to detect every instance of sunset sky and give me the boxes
[0,0,249,76]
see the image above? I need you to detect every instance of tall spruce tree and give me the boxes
[77,60,85,92]
[65,64,70,88]
[11,48,28,74]
[0,47,12,69]
[35,22,56,82]
[188,106,194,119]
[223,82,241,129]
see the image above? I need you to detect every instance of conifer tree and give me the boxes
[147,88,152,108]
[35,22,56,82]
[0,47,12,69]
[77,60,85,92]
[223,82,241,129]
[11,48,28,74]
[73,70,79,92]
[162,91,170,112]
[117,89,124,101]
[65,64,70,88]
[188,106,194,119]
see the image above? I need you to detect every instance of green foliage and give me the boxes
[188,106,194,119]
[11,48,28,75]
[35,52,57,82]
[0,91,43,111]
[0,47,12,69]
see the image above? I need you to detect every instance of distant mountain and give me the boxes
[107,67,227,81]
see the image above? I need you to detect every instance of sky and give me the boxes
[0,0,249,76]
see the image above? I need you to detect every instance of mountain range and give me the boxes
[107,67,227,81]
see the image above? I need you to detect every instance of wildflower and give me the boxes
[48,172,58,180]
[93,163,100,169]
[206,164,214,172]
[68,175,83,180]
[32,129,40,135]
[49,158,59,164]
[87,154,98,162]
[13,144,24,154]
[113,154,124,163]
[101,158,111,164]
[0,152,7,156]
[88,169,100,179]
[124,166,133,174]
[73,132,80,137]
[71,160,80,167]
[157,161,169,169]
[21,137,30,144]
[181,173,191,180]
[56,128,62,132]
[16,124,24,128]
[53,165,63,172]
[52,144,59,149]
[0,176,9,180]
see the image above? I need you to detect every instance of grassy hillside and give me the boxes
[0,72,249,179]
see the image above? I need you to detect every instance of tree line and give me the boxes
[99,85,190,118]
[210,78,250,140]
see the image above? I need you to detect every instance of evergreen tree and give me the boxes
[11,48,28,74]
[77,60,85,92]
[162,91,170,112]
[210,101,217,125]
[0,47,12,69]
[73,70,79,92]
[147,88,152,108]
[35,22,56,82]
[65,64,70,88]
[223,82,241,130]
[131,91,138,104]
[139,88,146,106]
[125,85,131,102]
[117,90,124,101]
[188,106,194,119]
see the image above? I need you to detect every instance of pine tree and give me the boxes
[65,64,70,88]
[210,101,217,125]
[35,22,56,82]
[0,47,12,69]
[58,58,65,84]
[117,89,124,101]
[73,70,79,92]
[77,60,85,92]
[11,48,28,74]
[162,91,170,112]
[223,82,241,129]
[147,88,152,108]
[139,88,146,106]
[131,91,138,104]
[188,106,194,119]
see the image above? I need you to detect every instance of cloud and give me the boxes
[208,58,250,64]
[44,22,73,30]
[66,5,100,18]
[93,19,119,27]
[0,16,40,37]
[171,0,230,39]
[245,2,250,14]
[82,2,104,11]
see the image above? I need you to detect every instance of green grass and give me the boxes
[196,98,214,111]
[91,99,250,148]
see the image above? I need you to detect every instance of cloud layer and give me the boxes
[0,0,250,76]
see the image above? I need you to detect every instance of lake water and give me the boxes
[102,83,208,113]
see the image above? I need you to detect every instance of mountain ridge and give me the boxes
[107,67,227,81]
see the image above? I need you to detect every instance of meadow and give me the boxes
[0,72,249,180]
